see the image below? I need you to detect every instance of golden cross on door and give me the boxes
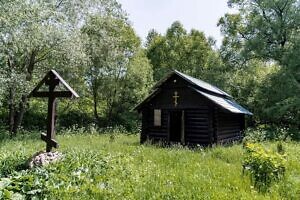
[173,91,179,107]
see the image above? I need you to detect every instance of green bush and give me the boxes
[0,153,28,177]
[0,170,47,199]
[243,125,299,142]
[243,143,286,192]
[0,128,9,141]
[57,110,94,129]
[0,150,112,199]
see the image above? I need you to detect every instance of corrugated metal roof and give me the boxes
[174,70,231,97]
[134,70,252,115]
[193,88,252,115]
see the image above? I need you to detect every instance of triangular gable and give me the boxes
[135,70,230,111]
[29,70,79,98]
[134,70,252,115]
[152,70,231,97]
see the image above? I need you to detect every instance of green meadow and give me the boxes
[0,132,300,199]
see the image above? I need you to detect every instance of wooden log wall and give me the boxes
[216,111,243,143]
[143,109,168,142]
[185,107,211,145]
[141,109,148,143]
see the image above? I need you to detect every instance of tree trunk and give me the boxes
[8,87,16,137]
[93,92,100,126]
[92,81,101,126]
[106,68,122,126]
[12,95,28,134]
[7,58,16,137]
[9,49,37,134]
[106,88,117,127]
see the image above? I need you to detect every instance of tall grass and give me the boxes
[0,132,300,199]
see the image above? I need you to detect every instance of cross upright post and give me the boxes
[45,74,59,152]
[29,70,79,152]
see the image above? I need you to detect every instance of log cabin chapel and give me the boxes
[134,70,252,146]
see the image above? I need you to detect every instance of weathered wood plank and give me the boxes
[41,133,58,148]
[31,91,73,98]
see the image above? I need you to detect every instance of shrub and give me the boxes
[243,125,299,142]
[57,110,94,129]
[0,170,47,199]
[243,127,269,142]
[0,153,28,177]
[0,128,9,141]
[243,143,286,192]
[0,150,112,199]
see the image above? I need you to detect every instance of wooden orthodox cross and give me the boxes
[173,91,179,107]
[29,70,79,152]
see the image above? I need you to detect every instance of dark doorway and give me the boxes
[169,111,183,143]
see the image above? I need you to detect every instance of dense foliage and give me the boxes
[0,0,104,134]
[0,132,300,199]
[243,143,286,192]
[82,15,153,128]
[218,0,300,128]
[145,21,223,84]
[0,0,299,136]
[0,1,299,199]
[0,0,153,133]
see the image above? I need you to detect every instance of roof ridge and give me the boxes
[173,70,231,97]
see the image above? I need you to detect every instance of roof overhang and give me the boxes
[191,88,253,115]
[133,88,161,111]
[133,70,252,115]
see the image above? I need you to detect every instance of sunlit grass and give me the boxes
[0,132,300,199]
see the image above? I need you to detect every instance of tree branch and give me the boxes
[56,0,64,9]
[34,49,52,64]
[26,49,37,81]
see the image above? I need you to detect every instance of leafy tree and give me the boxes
[82,15,153,129]
[254,67,300,126]
[145,29,160,47]
[219,0,300,66]
[0,0,123,135]
[218,0,300,128]
[223,61,280,123]
[112,50,153,130]
[146,21,223,87]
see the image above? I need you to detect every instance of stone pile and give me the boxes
[28,151,63,169]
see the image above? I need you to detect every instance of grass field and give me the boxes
[0,132,300,199]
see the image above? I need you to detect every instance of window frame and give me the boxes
[153,109,162,127]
